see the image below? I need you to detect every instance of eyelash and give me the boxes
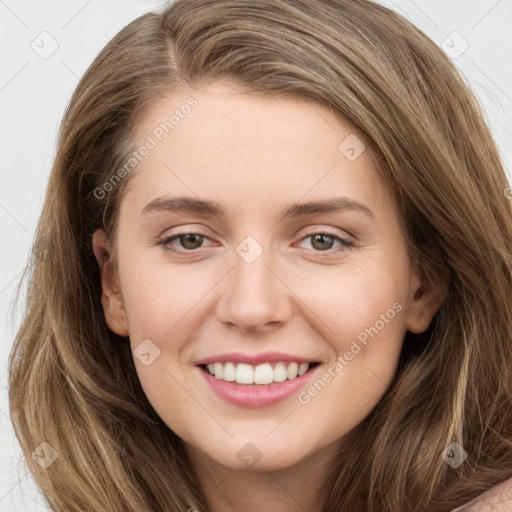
[157,229,354,257]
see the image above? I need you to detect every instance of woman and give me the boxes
[8,0,512,510]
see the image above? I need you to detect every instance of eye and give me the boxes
[295,232,354,255]
[158,231,212,255]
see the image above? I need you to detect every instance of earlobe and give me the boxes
[405,262,449,334]
[92,229,129,337]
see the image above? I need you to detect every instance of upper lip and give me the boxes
[195,351,317,366]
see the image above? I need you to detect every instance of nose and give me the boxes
[215,244,293,333]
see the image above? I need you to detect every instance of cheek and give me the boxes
[118,250,219,425]
[294,260,408,418]
[299,257,408,351]
[119,245,211,342]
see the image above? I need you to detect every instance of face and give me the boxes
[93,81,445,473]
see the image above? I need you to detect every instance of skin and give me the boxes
[92,81,447,512]
[455,476,512,510]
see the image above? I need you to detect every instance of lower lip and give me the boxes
[198,364,320,408]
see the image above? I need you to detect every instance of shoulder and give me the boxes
[452,477,512,511]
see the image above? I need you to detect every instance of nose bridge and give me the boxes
[216,234,291,331]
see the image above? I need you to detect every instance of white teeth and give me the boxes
[273,362,288,382]
[287,362,298,379]
[298,363,309,376]
[222,362,236,381]
[254,363,274,384]
[205,361,312,385]
[235,363,253,384]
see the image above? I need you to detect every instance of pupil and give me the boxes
[314,234,332,250]
[183,234,201,249]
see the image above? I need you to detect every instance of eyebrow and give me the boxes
[141,195,374,219]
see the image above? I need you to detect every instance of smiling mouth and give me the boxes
[199,361,321,385]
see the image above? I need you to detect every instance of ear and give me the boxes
[92,229,129,337]
[405,259,449,334]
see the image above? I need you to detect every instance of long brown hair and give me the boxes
[8,1,512,510]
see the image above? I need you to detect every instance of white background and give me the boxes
[1,1,511,510]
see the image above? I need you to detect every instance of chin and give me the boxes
[200,437,313,472]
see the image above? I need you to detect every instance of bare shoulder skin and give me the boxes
[452,478,512,511]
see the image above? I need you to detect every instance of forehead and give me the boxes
[122,82,389,218]
[134,82,363,154]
